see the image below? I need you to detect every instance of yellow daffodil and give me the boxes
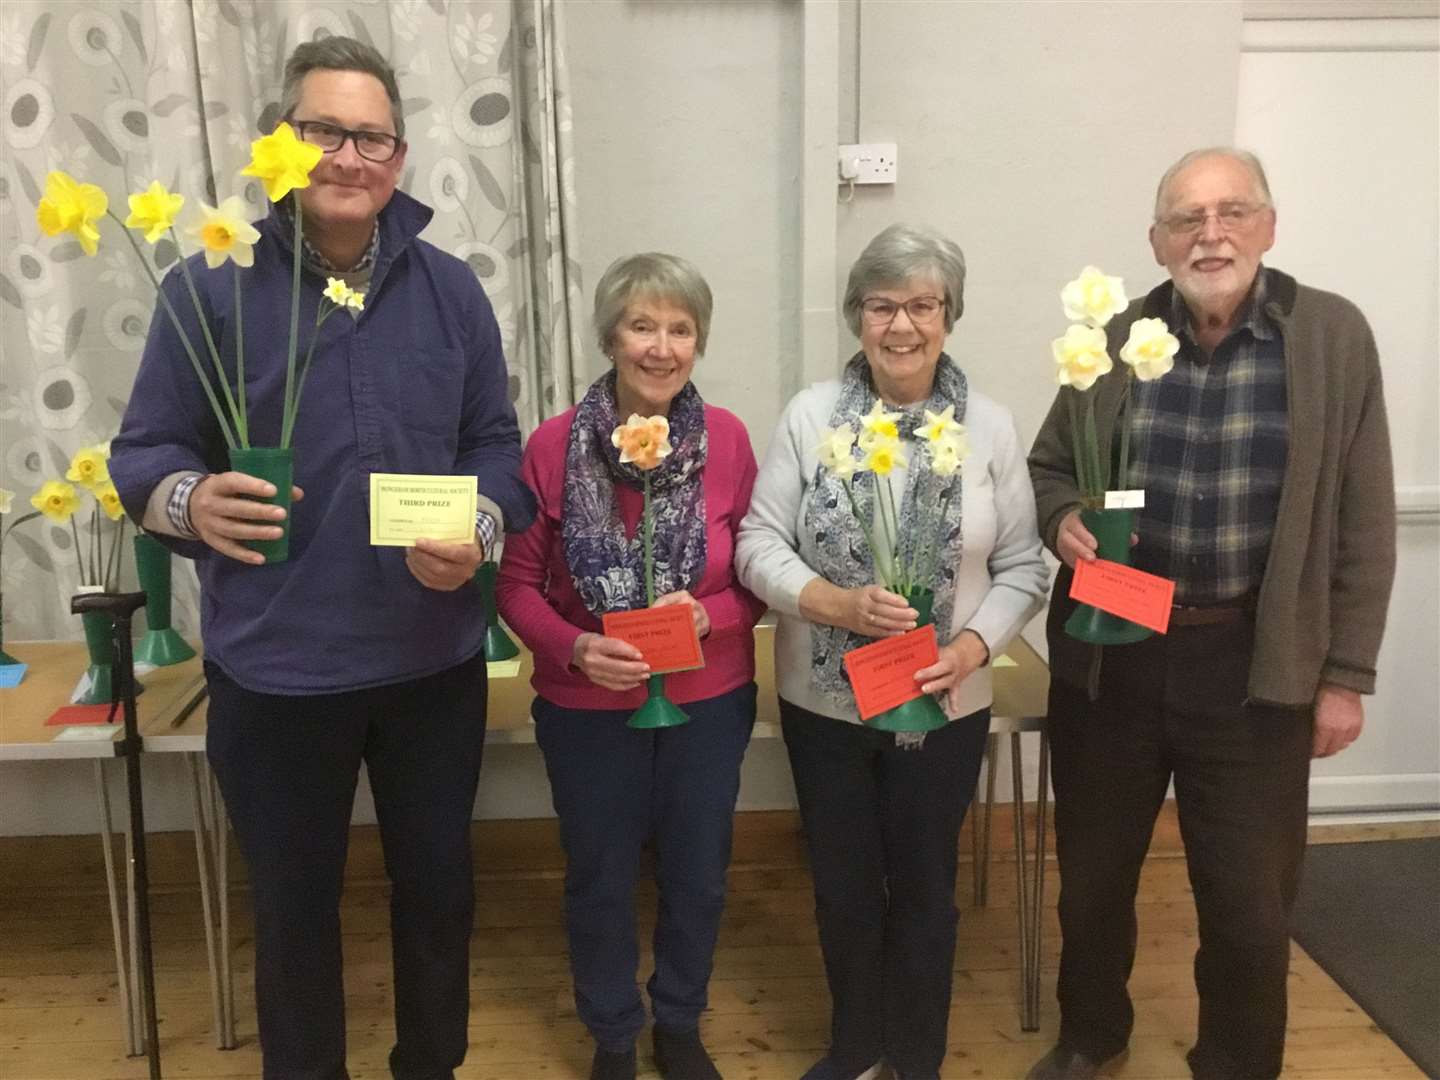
[97,440,112,458]
[919,404,964,444]
[124,181,185,244]
[65,445,110,490]
[323,277,352,306]
[30,480,81,524]
[611,414,672,471]
[815,424,858,480]
[858,399,901,451]
[241,121,324,203]
[94,480,126,522]
[861,439,907,477]
[188,197,262,269]
[1052,323,1113,392]
[0,488,13,515]
[36,170,108,256]
[1119,317,1180,382]
[929,434,969,478]
[1061,265,1128,329]
[346,289,365,312]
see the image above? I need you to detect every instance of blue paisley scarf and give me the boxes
[561,369,708,617]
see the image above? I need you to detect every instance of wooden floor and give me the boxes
[0,809,1430,1079]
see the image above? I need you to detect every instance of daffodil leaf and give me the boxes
[122,10,147,64]
[71,113,122,167]
[11,531,52,573]
[14,159,40,206]
[0,273,21,310]
[151,94,189,117]
[26,13,51,73]
[64,308,87,359]
[346,12,375,50]
[49,241,86,263]
[497,26,514,75]
[216,0,241,28]
[469,155,507,211]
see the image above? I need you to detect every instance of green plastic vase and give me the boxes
[473,562,520,662]
[627,673,690,730]
[230,446,294,564]
[866,585,949,734]
[0,592,19,667]
[76,604,116,706]
[133,534,196,666]
[1063,507,1154,645]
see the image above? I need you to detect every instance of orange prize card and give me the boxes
[601,603,705,675]
[842,624,940,721]
[1069,558,1175,634]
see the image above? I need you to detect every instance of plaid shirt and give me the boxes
[1125,270,1289,605]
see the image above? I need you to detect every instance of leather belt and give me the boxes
[1169,603,1251,627]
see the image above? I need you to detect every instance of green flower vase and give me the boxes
[133,533,197,666]
[473,561,519,662]
[1063,506,1154,645]
[230,446,294,564]
[866,585,949,734]
[77,606,116,705]
[628,673,690,730]
[0,593,20,666]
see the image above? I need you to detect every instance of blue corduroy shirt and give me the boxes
[110,190,535,695]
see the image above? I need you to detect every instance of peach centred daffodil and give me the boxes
[611,414,673,471]
[124,181,185,244]
[189,197,262,269]
[815,424,858,481]
[858,399,901,451]
[36,170,108,256]
[1061,265,1128,328]
[31,480,81,524]
[65,445,110,490]
[241,122,324,203]
[1119,317,1180,381]
[1052,323,1113,392]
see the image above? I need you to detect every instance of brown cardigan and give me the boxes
[1028,268,1396,706]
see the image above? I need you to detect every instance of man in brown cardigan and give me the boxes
[1025,148,1396,1080]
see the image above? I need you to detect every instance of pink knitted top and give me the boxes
[496,403,766,711]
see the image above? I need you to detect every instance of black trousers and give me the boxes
[781,700,989,1078]
[206,654,489,1080]
[1047,619,1311,1080]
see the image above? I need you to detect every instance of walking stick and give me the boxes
[72,590,162,1079]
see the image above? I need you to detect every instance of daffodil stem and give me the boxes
[69,517,86,586]
[282,306,337,448]
[90,507,100,588]
[877,474,904,592]
[840,479,894,595]
[109,213,237,451]
[1067,391,1094,500]
[107,517,126,592]
[1116,375,1134,494]
[174,236,246,448]
[643,473,655,606]
[281,198,304,452]
[919,488,954,592]
[234,264,248,446]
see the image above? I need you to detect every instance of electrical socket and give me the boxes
[838,142,898,185]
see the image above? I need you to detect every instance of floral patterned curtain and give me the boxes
[0,0,582,641]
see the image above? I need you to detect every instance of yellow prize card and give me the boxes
[369,473,477,547]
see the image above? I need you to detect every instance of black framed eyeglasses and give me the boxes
[860,295,946,326]
[291,119,402,163]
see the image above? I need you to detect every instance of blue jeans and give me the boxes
[533,682,756,1051]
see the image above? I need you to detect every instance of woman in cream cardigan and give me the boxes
[735,224,1048,1080]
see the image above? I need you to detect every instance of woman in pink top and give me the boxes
[497,253,765,1080]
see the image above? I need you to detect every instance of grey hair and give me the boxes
[842,223,967,337]
[593,253,715,357]
[1153,147,1273,219]
[279,36,405,139]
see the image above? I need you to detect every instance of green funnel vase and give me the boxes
[1063,507,1154,645]
[627,674,689,730]
[230,446,294,564]
[0,592,20,667]
[133,533,196,666]
[866,585,949,733]
[473,561,519,661]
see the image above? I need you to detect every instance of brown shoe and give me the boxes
[1024,1044,1128,1080]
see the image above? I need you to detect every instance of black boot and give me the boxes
[590,1045,637,1080]
[653,1026,722,1080]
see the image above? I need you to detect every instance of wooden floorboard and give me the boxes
[0,806,1428,1079]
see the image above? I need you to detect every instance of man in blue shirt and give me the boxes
[110,36,535,1080]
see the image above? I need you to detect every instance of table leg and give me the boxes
[122,787,145,1054]
[94,760,137,1057]
[1026,732,1050,1028]
[187,754,226,1048]
[1010,732,1038,1032]
[206,759,237,1049]
[975,733,998,906]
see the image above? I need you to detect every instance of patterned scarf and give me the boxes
[806,352,968,711]
[561,369,708,617]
